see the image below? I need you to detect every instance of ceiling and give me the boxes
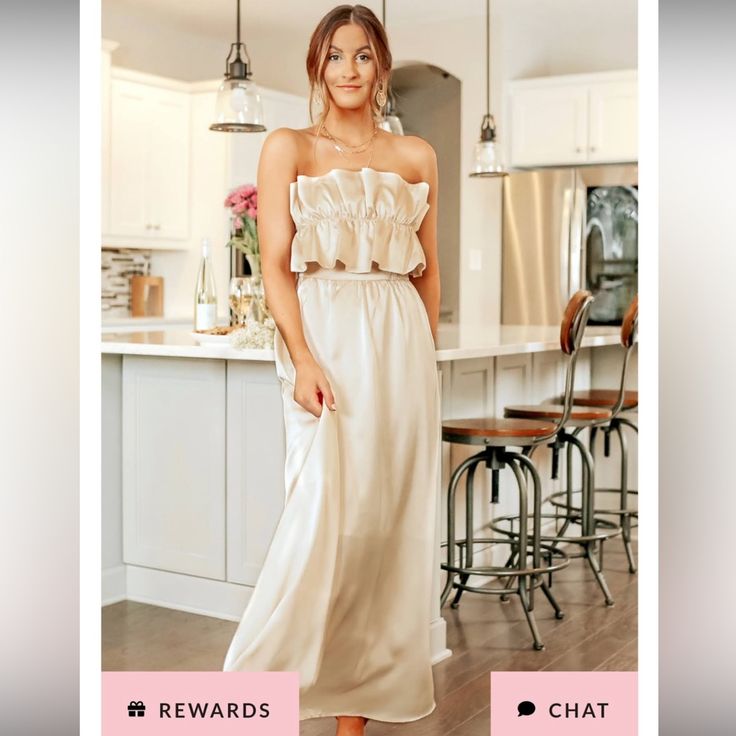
[102,0,637,90]
[103,0,635,42]
[102,0,487,41]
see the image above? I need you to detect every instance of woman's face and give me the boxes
[322,23,378,113]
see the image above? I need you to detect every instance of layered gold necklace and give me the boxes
[322,124,378,167]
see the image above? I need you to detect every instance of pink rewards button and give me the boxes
[102,671,299,735]
[490,671,637,735]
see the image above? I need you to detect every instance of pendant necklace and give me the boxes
[322,124,378,169]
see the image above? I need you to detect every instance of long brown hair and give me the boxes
[306,4,392,162]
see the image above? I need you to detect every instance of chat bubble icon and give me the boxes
[517,700,536,717]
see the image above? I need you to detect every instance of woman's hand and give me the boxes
[293,356,337,418]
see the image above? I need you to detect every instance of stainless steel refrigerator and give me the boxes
[501,164,638,325]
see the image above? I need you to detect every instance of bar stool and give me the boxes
[546,295,639,573]
[490,296,624,607]
[439,291,595,650]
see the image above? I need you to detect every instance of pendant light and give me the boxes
[470,0,507,176]
[210,0,266,132]
[377,0,404,136]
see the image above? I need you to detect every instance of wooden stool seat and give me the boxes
[570,389,638,408]
[504,403,612,422]
[442,417,556,446]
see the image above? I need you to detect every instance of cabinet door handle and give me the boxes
[145,224,151,230]
[575,146,583,153]
[590,146,597,152]
[153,224,160,230]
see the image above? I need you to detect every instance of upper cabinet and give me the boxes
[587,79,638,163]
[104,69,191,249]
[507,70,637,168]
[101,40,118,235]
[101,48,309,253]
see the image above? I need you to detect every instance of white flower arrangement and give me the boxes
[229,317,277,350]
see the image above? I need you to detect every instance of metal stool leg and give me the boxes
[516,451,565,621]
[499,541,519,603]
[549,440,575,546]
[441,451,486,607]
[565,431,615,606]
[501,444,536,601]
[518,576,544,651]
[618,416,638,434]
[507,455,544,650]
[451,461,478,608]
[614,420,637,573]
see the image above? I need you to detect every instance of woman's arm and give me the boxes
[408,140,441,344]
[258,129,336,417]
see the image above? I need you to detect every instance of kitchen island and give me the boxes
[101,323,635,665]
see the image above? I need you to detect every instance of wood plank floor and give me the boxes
[103,538,637,735]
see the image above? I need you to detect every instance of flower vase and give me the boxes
[245,255,267,323]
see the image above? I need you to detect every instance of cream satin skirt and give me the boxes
[222,265,441,723]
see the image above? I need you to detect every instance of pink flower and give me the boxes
[234,216,243,230]
[233,185,254,202]
[225,183,258,216]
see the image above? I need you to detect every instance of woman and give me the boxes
[223,6,441,734]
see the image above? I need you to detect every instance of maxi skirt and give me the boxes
[222,264,442,723]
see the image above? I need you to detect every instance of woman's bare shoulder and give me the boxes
[261,126,303,150]
[399,134,436,164]
[258,127,305,175]
[261,127,318,170]
[390,133,437,182]
[267,126,319,146]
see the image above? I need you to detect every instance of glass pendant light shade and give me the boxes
[470,113,507,177]
[379,114,404,135]
[379,99,404,136]
[211,77,265,132]
[210,0,266,133]
[469,0,507,177]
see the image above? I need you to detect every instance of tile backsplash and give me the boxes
[102,248,152,317]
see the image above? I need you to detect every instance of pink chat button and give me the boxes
[490,671,637,735]
[102,671,299,735]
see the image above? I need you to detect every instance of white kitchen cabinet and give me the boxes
[510,84,589,167]
[122,355,226,578]
[531,349,566,404]
[101,40,118,234]
[507,70,637,168]
[106,73,190,247]
[588,80,638,163]
[225,361,286,586]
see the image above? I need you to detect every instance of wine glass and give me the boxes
[229,277,256,326]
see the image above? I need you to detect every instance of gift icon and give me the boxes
[127,700,146,717]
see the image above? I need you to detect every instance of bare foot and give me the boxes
[335,715,368,735]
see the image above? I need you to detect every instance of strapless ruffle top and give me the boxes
[289,167,431,278]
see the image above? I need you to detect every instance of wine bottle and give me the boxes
[194,238,218,330]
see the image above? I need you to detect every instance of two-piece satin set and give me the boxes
[223,167,441,723]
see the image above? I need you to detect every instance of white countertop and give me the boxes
[101,314,230,332]
[101,323,622,362]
